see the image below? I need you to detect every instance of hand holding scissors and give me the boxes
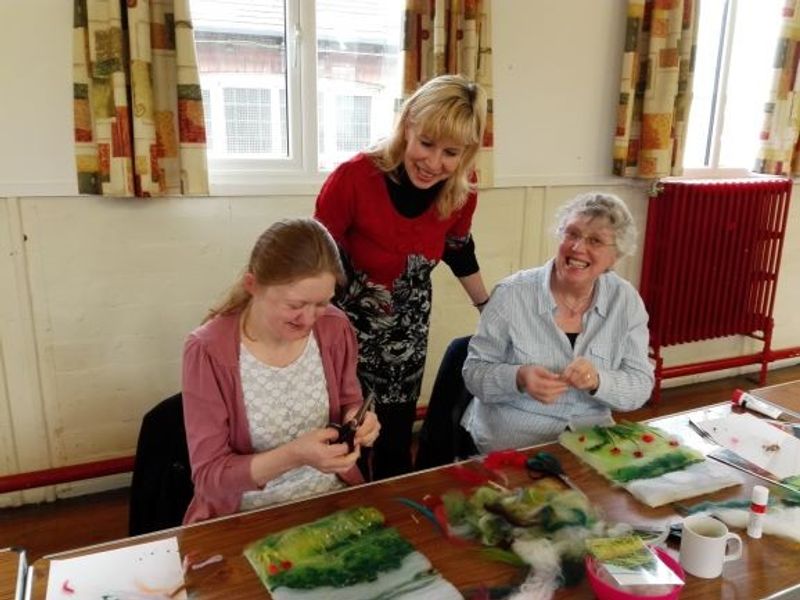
[330,393,377,452]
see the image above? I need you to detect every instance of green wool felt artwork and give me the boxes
[439,480,603,596]
[560,421,742,507]
[560,421,702,482]
[243,507,461,600]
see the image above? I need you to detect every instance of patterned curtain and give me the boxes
[402,0,494,185]
[755,2,800,176]
[613,0,698,179]
[73,0,208,197]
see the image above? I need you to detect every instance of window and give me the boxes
[224,87,273,154]
[190,0,403,191]
[316,94,372,168]
[683,0,783,173]
[337,96,371,152]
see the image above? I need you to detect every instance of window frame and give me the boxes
[202,0,328,195]
[682,0,782,179]
[205,76,283,157]
[195,0,403,195]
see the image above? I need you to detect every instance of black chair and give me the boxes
[414,336,478,470]
[128,392,194,536]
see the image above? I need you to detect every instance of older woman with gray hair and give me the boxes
[459,192,654,453]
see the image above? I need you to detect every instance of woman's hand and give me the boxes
[350,411,380,448]
[516,365,568,404]
[562,357,599,392]
[288,428,359,474]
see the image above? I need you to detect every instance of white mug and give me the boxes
[679,514,743,578]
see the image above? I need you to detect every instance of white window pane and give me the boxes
[278,92,288,156]
[224,88,272,154]
[684,0,783,171]
[336,96,371,152]
[316,0,404,170]
[201,89,213,151]
[188,0,405,183]
[317,90,325,157]
[684,0,727,168]
[717,0,782,168]
[192,0,288,159]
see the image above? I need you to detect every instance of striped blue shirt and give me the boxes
[461,259,654,453]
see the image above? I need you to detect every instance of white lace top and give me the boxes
[238,335,345,511]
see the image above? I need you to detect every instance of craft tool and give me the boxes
[689,418,800,493]
[747,485,769,539]
[765,420,800,439]
[688,420,793,490]
[329,392,375,452]
[707,448,799,494]
[525,451,580,492]
[732,389,800,422]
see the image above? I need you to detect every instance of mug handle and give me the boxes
[723,532,743,562]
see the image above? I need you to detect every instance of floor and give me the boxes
[2,364,799,562]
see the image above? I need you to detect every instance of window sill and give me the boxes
[209,169,330,197]
[676,168,784,180]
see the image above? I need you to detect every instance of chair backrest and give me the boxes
[414,336,475,469]
[128,392,194,536]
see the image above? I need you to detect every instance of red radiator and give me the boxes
[639,177,793,402]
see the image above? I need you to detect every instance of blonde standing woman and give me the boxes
[315,74,490,479]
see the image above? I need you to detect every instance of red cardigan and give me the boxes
[315,153,477,290]
[181,305,364,524]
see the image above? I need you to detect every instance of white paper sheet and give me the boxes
[45,537,185,600]
[693,413,800,480]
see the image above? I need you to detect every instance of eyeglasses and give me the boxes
[559,228,616,250]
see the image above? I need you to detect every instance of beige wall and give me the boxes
[0,1,798,505]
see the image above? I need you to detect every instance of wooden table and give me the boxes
[0,547,25,600]
[29,382,800,599]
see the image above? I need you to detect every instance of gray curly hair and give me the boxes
[554,192,637,257]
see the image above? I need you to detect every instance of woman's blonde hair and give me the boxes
[204,218,345,323]
[368,74,487,218]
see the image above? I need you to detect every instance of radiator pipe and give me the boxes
[661,347,800,380]
[770,346,800,361]
[0,456,134,495]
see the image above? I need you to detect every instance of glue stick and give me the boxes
[732,389,783,420]
[747,485,769,539]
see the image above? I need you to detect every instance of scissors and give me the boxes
[329,392,375,452]
[525,451,581,492]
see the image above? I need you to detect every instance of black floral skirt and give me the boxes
[336,254,436,408]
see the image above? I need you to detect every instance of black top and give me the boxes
[384,166,480,277]
[385,166,443,218]
[565,332,579,348]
